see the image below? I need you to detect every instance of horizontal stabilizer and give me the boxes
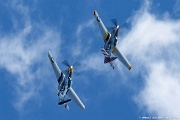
[104,56,117,64]
[58,99,71,105]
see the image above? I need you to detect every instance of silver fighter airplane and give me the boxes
[48,51,85,110]
[94,10,132,70]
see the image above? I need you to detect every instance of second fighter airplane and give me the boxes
[94,10,132,70]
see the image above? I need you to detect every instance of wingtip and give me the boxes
[82,106,85,110]
[48,51,51,56]
[94,10,97,16]
[48,51,53,60]
[80,103,85,110]
[128,65,132,70]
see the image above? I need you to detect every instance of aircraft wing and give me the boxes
[67,87,85,110]
[112,47,132,70]
[48,51,64,85]
[94,10,110,42]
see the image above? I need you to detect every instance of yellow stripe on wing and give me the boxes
[103,31,109,41]
[112,47,117,54]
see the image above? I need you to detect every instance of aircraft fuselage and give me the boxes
[104,25,119,55]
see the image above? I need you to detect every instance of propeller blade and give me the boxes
[62,69,68,74]
[111,19,118,26]
[120,23,129,29]
[107,27,115,31]
[62,60,70,67]
[73,61,81,76]
[73,61,81,68]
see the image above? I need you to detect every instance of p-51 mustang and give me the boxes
[48,51,85,110]
[94,10,132,70]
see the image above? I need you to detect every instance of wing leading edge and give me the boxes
[112,47,132,70]
[48,51,64,84]
[67,87,85,110]
[94,10,110,42]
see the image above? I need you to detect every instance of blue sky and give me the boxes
[0,0,180,120]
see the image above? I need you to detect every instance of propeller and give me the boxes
[62,60,81,75]
[107,18,118,32]
[107,27,115,31]
[107,18,130,35]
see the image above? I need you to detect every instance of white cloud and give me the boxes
[173,0,180,17]
[0,0,61,112]
[71,19,96,57]
[117,1,180,117]
[81,53,110,72]
[136,63,180,116]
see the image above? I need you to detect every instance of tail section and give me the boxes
[104,56,117,63]
[101,48,117,69]
[101,47,110,58]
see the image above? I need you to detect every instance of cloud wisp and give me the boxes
[117,1,180,117]
[0,0,61,112]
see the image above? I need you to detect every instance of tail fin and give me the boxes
[101,47,117,69]
[104,56,117,63]
[101,47,117,63]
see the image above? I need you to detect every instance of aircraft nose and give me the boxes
[116,25,119,29]
[69,66,74,72]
